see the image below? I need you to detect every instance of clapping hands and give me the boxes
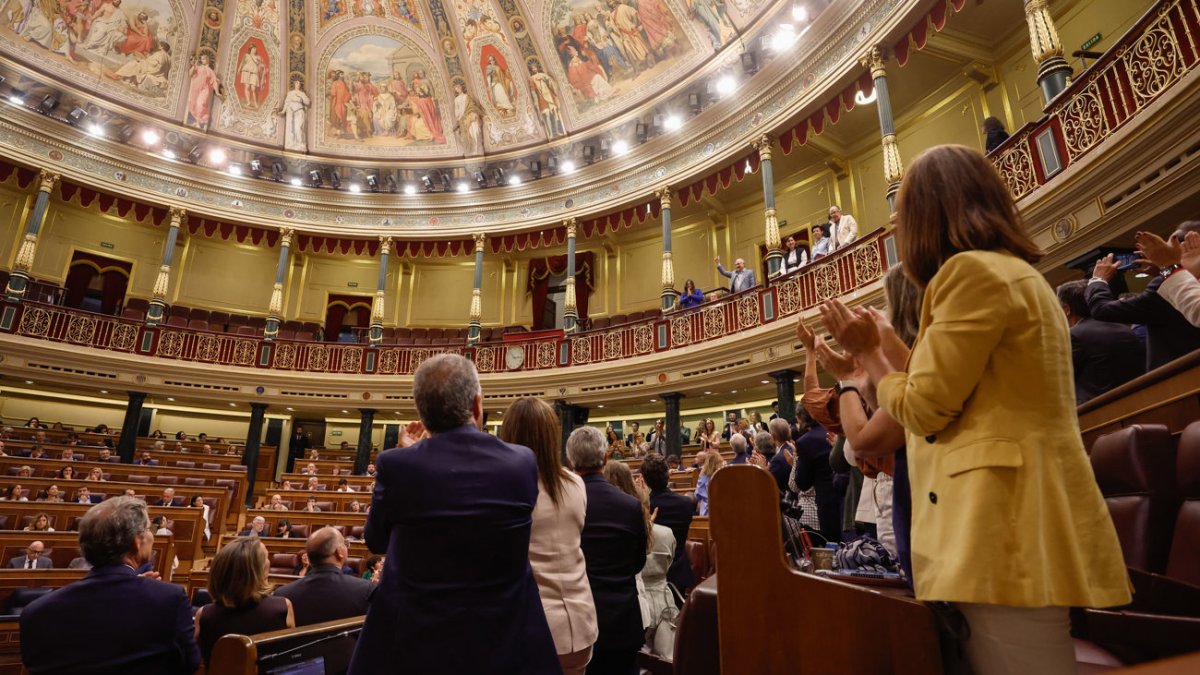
[818,299,881,357]
[398,421,428,448]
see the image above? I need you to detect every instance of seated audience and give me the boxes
[604,461,675,635]
[499,397,598,675]
[666,455,681,472]
[191,494,211,541]
[335,479,354,492]
[267,493,290,511]
[624,422,644,449]
[301,462,318,476]
[1136,228,1200,327]
[292,550,311,577]
[364,462,377,477]
[273,518,295,539]
[38,484,64,502]
[306,476,321,491]
[349,500,364,513]
[1055,279,1145,403]
[348,354,559,675]
[16,466,32,478]
[9,541,51,568]
[679,278,704,309]
[361,555,384,582]
[239,516,266,537]
[150,429,164,439]
[642,454,695,595]
[569,426,647,675]
[57,465,77,480]
[783,414,840,544]
[24,417,45,429]
[24,513,55,533]
[1086,220,1200,369]
[20,497,200,673]
[28,446,47,460]
[75,486,97,504]
[97,448,115,462]
[136,451,158,466]
[155,487,177,506]
[84,467,106,482]
[0,439,5,456]
[274,527,374,625]
[67,556,92,570]
[3,484,28,501]
[303,495,321,512]
[195,537,294,667]
[60,448,80,462]
[694,451,724,516]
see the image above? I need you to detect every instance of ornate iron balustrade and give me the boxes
[992,0,1200,201]
[0,232,894,375]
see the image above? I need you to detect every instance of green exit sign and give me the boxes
[331,430,343,436]
[1082,32,1103,50]
[100,242,115,249]
[347,281,359,288]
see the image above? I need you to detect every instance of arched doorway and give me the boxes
[325,295,373,343]
[63,252,131,315]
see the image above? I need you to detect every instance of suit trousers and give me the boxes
[955,603,1075,675]
[559,645,593,675]
[584,648,637,675]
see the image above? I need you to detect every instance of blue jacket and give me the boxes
[348,425,560,675]
[679,288,705,308]
[20,564,200,674]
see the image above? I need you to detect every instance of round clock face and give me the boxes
[506,345,525,369]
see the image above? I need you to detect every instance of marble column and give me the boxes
[116,391,147,463]
[354,408,376,475]
[863,47,904,210]
[754,135,783,276]
[1024,0,1073,104]
[563,219,579,332]
[265,228,294,340]
[658,188,676,312]
[770,369,798,425]
[663,393,684,458]
[5,170,60,300]
[242,403,268,507]
[369,237,392,346]
[467,234,486,344]
[145,207,186,325]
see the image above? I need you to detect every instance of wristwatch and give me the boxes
[835,380,859,397]
[1160,263,1184,278]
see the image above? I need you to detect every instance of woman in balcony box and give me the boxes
[810,224,833,259]
[821,145,1129,674]
[679,278,704,309]
[782,235,809,273]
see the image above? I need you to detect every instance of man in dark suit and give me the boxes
[569,425,647,675]
[8,541,52,569]
[1086,222,1200,370]
[642,453,695,595]
[1057,280,1145,403]
[348,354,558,675]
[154,487,178,507]
[287,424,311,473]
[20,497,200,674]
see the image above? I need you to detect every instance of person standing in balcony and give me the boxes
[982,116,1010,153]
[828,205,858,250]
[714,256,757,294]
[781,235,808,273]
[811,223,833,259]
[678,279,704,309]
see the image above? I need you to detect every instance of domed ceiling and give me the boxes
[0,0,778,161]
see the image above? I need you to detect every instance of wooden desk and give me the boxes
[0,532,174,584]
[207,616,365,675]
[261,490,371,512]
[0,502,205,564]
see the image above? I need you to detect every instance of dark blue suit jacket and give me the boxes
[20,564,199,674]
[348,425,559,675]
[648,488,695,591]
[580,473,647,653]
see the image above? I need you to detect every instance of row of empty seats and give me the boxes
[585,309,664,331]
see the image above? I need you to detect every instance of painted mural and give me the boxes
[215,0,284,141]
[315,30,454,157]
[316,0,421,32]
[544,0,707,123]
[0,0,187,112]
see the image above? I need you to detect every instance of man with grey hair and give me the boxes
[569,425,647,673]
[714,254,758,294]
[275,526,374,630]
[728,432,750,465]
[238,515,266,536]
[349,354,558,675]
[766,420,795,495]
[20,497,200,674]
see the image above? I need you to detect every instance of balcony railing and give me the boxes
[992,0,1200,200]
[0,231,895,375]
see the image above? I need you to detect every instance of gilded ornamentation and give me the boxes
[341,348,363,373]
[1060,87,1108,161]
[661,251,675,290]
[656,186,673,210]
[13,234,38,273]
[603,331,622,360]
[307,344,329,371]
[881,134,904,185]
[764,207,780,250]
[814,264,841,302]
[279,227,295,248]
[670,316,691,346]
[1125,13,1185,104]
[752,134,774,162]
[66,315,96,344]
[377,349,399,374]
[737,296,760,329]
[472,233,486,252]
[111,324,140,352]
[18,307,50,337]
[380,236,393,257]
[703,307,725,339]
[1024,0,1065,63]
[633,324,653,355]
[994,140,1038,199]
[371,291,386,323]
[861,46,887,80]
[268,282,285,316]
[411,349,431,370]
[853,245,883,286]
[564,277,577,312]
[158,331,184,358]
[37,171,60,194]
[474,346,495,373]
[274,342,297,369]
[777,278,801,315]
[564,218,577,238]
[196,335,220,362]
[468,288,482,321]
[233,340,257,365]
[571,338,592,364]
[152,265,172,301]
[536,341,556,368]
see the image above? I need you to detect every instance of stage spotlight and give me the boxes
[290,177,302,187]
[530,160,541,176]
[561,159,576,174]
[612,139,629,155]
[508,174,521,186]
[474,171,487,188]
[688,93,702,114]
[348,183,361,193]
[38,94,58,112]
[228,163,244,176]
[741,51,758,75]
[404,183,417,195]
[86,122,104,137]
[421,175,433,191]
[328,170,341,189]
[207,147,227,165]
[249,159,263,177]
[493,167,504,185]
[308,169,323,187]
[385,174,398,193]
[7,90,25,106]
[66,107,87,125]
[366,173,380,191]
[271,162,285,182]
[635,122,648,143]
[457,182,469,193]
[792,3,809,22]
[161,147,177,160]
[582,145,595,164]
[716,75,737,97]
[141,128,161,146]
[664,115,682,131]
[440,173,451,192]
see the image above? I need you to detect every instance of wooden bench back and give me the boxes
[0,502,204,564]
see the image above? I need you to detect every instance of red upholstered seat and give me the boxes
[269,553,299,575]
[686,540,708,586]
[1167,421,1200,586]
[1089,424,1178,573]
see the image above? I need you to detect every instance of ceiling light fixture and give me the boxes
[38,94,58,112]
[141,128,161,145]
[456,182,470,193]
[792,3,809,22]
[770,24,798,52]
[24,380,34,385]
[86,122,104,137]
[664,115,682,131]
[855,87,878,106]
[228,163,243,176]
[716,75,737,96]
[67,106,87,125]
[348,183,361,193]
[561,159,576,173]
[207,147,227,165]
[290,177,302,187]
[612,139,629,155]
[508,175,522,186]
[421,175,433,192]
[308,169,323,187]
[100,390,108,394]
[8,90,26,106]
[404,183,417,195]
[366,173,380,192]
[161,147,176,159]
[167,397,175,401]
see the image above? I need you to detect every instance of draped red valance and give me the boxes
[527,251,595,329]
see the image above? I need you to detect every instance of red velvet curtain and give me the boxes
[63,253,131,314]
[325,295,372,338]
[527,252,595,329]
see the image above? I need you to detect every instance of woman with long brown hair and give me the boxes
[195,537,293,666]
[499,397,596,675]
[820,145,1128,674]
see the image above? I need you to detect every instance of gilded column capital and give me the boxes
[661,250,675,289]
[36,170,60,194]
[468,288,483,321]
[656,186,672,208]
[472,233,487,252]
[379,236,393,257]
[752,135,774,162]
[167,206,187,227]
[861,46,888,80]
[278,227,295,248]
[564,217,577,238]
[1024,0,1064,63]
[371,290,386,323]
[881,134,905,185]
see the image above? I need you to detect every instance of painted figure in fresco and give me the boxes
[353,71,378,137]
[328,69,352,136]
[186,53,225,129]
[388,0,419,26]
[107,39,170,93]
[372,84,398,136]
[237,43,267,109]
[586,11,629,79]
[637,0,678,57]
[79,0,129,55]
[484,54,515,116]
[410,70,445,143]
[323,0,342,21]
[607,0,655,74]
[0,0,34,33]
[119,11,154,55]
[688,0,733,49]
[527,61,564,138]
[564,44,614,101]
[280,79,310,152]
[453,81,484,156]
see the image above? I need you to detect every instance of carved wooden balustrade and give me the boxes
[0,231,894,375]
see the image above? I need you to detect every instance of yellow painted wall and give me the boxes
[291,253,380,321]
[149,409,257,443]
[321,420,386,448]
[0,182,30,268]
[33,204,167,295]
[0,392,126,430]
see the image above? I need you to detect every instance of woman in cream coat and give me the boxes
[501,398,598,674]
[822,145,1129,675]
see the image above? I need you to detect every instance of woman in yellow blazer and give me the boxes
[821,145,1129,675]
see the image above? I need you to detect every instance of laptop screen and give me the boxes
[263,656,325,675]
